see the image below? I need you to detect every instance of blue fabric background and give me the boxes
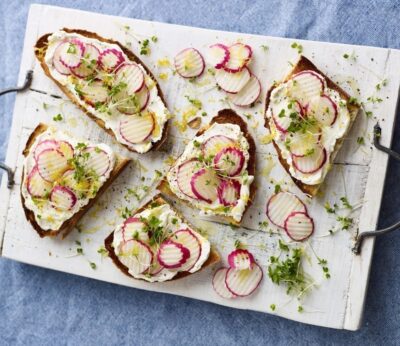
[1,1,400,345]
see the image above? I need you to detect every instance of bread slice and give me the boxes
[264,56,360,197]
[158,109,256,225]
[34,28,169,153]
[104,194,220,282]
[21,123,130,238]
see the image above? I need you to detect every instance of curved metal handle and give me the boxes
[0,70,33,96]
[0,162,14,189]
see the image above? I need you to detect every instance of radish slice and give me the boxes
[99,48,125,72]
[26,166,53,198]
[228,74,261,106]
[266,192,307,228]
[37,148,69,182]
[60,169,90,193]
[53,42,72,75]
[80,79,109,106]
[272,99,304,133]
[207,44,230,69]
[34,140,59,161]
[122,217,148,243]
[58,141,74,160]
[225,263,263,297]
[286,124,321,157]
[115,63,145,94]
[223,43,252,73]
[289,71,325,103]
[306,94,338,126]
[217,180,241,206]
[215,67,251,94]
[157,240,190,269]
[70,43,100,78]
[50,185,77,211]
[214,147,245,176]
[117,239,153,275]
[228,249,255,270]
[202,135,236,158]
[170,229,202,272]
[115,85,150,115]
[82,147,111,176]
[213,268,237,299]
[174,48,205,78]
[119,112,155,144]
[58,39,85,68]
[146,258,164,276]
[190,168,220,203]
[177,159,203,199]
[292,145,327,174]
[284,211,314,241]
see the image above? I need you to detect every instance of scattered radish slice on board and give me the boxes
[174,48,205,78]
[99,48,125,72]
[116,85,150,115]
[217,180,241,206]
[50,185,77,211]
[215,67,251,93]
[70,43,100,78]
[272,99,304,133]
[115,63,145,94]
[292,145,327,174]
[202,135,236,158]
[119,112,155,144]
[306,94,338,126]
[228,74,261,106]
[58,141,74,160]
[214,147,245,176]
[117,239,153,275]
[122,217,148,243]
[225,263,263,297]
[59,39,85,68]
[223,43,252,73]
[34,140,59,161]
[284,211,314,241]
[169,229,202,272]
[289,70,325,103]
[157,240,190,269]
[190,168,220,203]
[228,249,255,270]
[207,44,230,69]
[213,268,237,299]
[266,192,307,228]
[53,42,72,75]
[80,80,109,106]
[37,148,69,182]
[177,159,203,199]
[26,166,53,198]
[82,147,111,176]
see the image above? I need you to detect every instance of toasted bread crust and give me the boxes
[34,28,169,153]
[21,123,131,238]
[159,109,256,225]
[104,195,220,282]
[264,56,360,197]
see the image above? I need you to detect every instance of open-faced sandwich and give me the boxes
[265,56,360,197]
[105,194,219,282]
[34,29,170,153]
[21,123,130,238]
[159,109,256,225]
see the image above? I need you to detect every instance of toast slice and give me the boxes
[159,109,256,225]
[21,123,130,238]
[34,28,170,153]
[264,56,360,197]
[104,194,220,282]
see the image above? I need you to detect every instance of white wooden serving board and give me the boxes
[1,4,399,330]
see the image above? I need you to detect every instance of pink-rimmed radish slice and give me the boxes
[228,74,261,106]
[60,169,90,193]
[223,43,252,73]
[228,249,255,270]
[174,48,205,78]
[37,148,69,182]
[99,48,125,72]
[225,263,263,297]
[26,166,53,198]
[34,140,59,161]
[82,147,111,176]
[214,147,245,176]
[119,112,155,144]
[80,79,109,106]
[50,185,77,211]
[292,145,327,174]
[289,70,325,103]
[146,258,164,276]
[266,192,307,228]
[53,42,72,75]
[122,217,148,243]
[217,180,241,206]
[58,141,74,160]
[190,168,220,203]
[70,43,100,78]
[117,239,153,275]
[170,229,202,272]
[213,268,237,299]
[271,99,304,133]
[306,94,338,126]
[115,63,145,94]
[286,127,321,157]
[116,85,150,115]
[207,44,230,69]
[202,135,236,158]
[215,67,251,94]
[157,240,190,269]
[176,159,203,199]
[59,39,85,68]
[284,211,314,241]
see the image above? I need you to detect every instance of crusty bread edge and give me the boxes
[21,123,131,238]
[264,55,360,197]
[104,194,220,282]
[34,28,169,153]
[158,109,257,225]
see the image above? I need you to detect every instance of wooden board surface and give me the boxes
[0,4,399,330]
